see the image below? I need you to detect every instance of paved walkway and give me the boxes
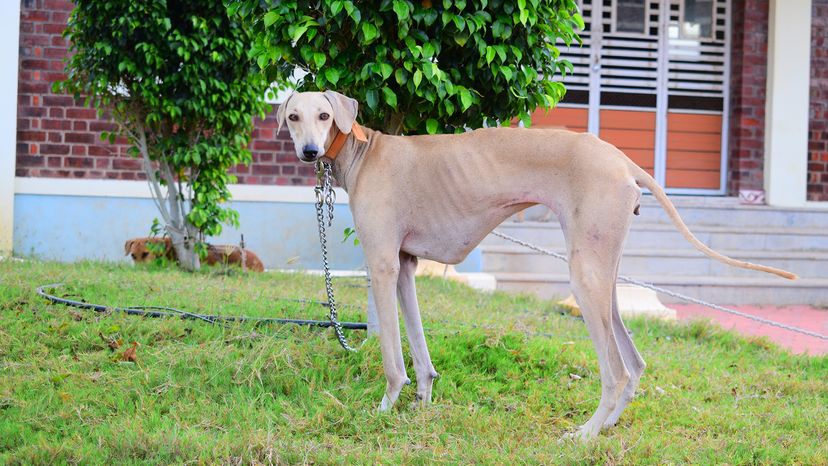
[672,304,828,356]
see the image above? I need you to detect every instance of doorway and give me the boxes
[532,0,731,194]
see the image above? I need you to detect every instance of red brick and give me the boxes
[64,157,93,168]
[112,158,141,171]
[42,95,74,106]
[44,0,74,11]
[18,130,46,142]
[89,121,117,132]
[65,108,97,119]
[21,58,50,69]
[64,132,95,144]
[20,106,47,117]
[252,165,278,175]
[88,145,113,156]
[40,143,70,155]
[18,155,45,166]
[41,119,71,130]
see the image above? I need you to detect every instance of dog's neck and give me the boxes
[326,127,378,193]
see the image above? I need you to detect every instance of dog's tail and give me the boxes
[631,165,797,280]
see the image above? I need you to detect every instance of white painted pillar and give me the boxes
[0,2,21,255]
[763,0,812,207]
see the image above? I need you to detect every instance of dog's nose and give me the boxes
[302,144,319,158]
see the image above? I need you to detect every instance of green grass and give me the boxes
[1,259,826,465]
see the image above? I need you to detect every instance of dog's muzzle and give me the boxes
[300,144,320,163]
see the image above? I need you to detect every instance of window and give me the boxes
[682,0,714,39]
[615,0,647,34]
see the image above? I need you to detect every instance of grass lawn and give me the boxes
[1,259,826,464]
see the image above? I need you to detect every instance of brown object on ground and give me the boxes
[124,237,265,272]
[120,341,139,362]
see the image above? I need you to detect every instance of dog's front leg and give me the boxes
[397,252,439,406]
[367,253,410,411]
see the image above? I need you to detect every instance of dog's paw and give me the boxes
[559,427,597,444]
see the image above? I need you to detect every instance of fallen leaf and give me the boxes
[99,332,122,351]
[121,342,139,362]
[70,311,84,321]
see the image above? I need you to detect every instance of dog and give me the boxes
[124,237,265,272]
[276,90,796,441]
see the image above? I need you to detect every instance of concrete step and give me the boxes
[517,196,828,229]
[481,245,828,279]
[494,272,828,306]
[485,221,828,253]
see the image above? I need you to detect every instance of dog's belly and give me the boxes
[400,202,535,264]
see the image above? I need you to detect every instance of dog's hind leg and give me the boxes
[397,252,439,406]
[561,195,636,441]
[602,282,646,430]
[366,251,411,411]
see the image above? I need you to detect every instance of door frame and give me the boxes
[581,0,731,195]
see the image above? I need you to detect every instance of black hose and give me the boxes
[36,283,368,330]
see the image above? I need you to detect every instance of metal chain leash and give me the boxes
[315,161,357,351]
[490,229,828,341]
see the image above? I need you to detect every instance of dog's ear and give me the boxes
[275,92,295,134]
[323,90,358,134]
[124,239,135,256]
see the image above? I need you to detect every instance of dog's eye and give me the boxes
[320,112,330,121]
[141,252,149,259]
[288,114,299,122]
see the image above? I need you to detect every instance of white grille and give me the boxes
[667,0,728,97]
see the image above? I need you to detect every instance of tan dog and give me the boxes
[124,237,265,272]
[277,91,796,441]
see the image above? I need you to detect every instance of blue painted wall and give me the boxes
[13,194,481,272]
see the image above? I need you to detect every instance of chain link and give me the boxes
[315,161,357,351]
[490,229,828,341]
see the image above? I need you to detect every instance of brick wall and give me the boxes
[15,0,312,186]
[808,0,828,201]
[16,0,828,198]
[727,0,768,196]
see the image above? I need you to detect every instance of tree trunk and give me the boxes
[166,225,200,272]
[383,112,405,136]
[131,120,202,272]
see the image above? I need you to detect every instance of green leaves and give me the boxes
[365,89,380,110]
[234,0,581,135]
[361,22,378,43]
[325,68,341,86]
[426,118,439,134]
[56,0,270,265]
[392,0,410,21]
[382,87,397,109]
[458,87,473,111]
[412,69,423,88]
[263,11,279,27]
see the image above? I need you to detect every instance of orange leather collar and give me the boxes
[325,122,368,160]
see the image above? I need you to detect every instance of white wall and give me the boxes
[0,2,21,254]
[764,0,813,207]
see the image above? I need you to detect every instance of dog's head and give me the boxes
[124,237,171,263]
[276,90,359,163]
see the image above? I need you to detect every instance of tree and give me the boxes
[55,0,270,270]
[229,0,582,135]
